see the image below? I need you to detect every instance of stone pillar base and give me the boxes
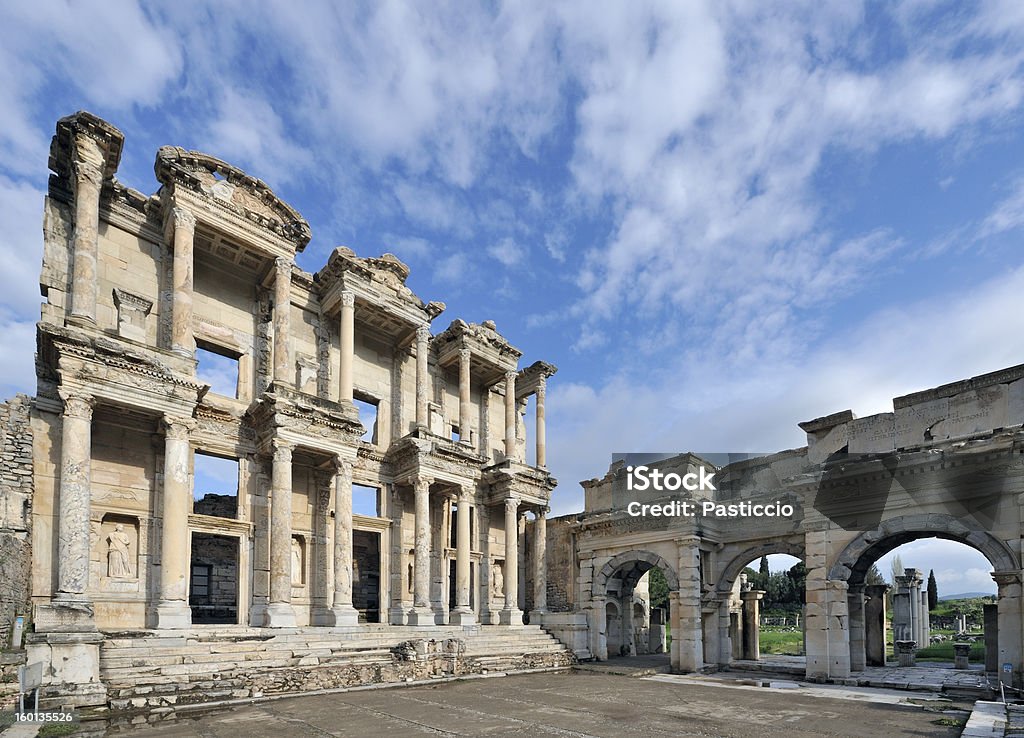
[26,631,106,708]
[264,602,297,628]
[450,608,477,626]
[34,601,96,633]
[895,640,917,667]
[153,601,192,629]
[407,607,436,626]
[954,643,971,670]
[331,605,360,626]
[499,608,523,626]
[389,606,410,625]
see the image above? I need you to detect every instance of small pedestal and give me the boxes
[895,640,917,667]
[953,642,971,670]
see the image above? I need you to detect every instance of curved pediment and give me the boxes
[155,146,311,251]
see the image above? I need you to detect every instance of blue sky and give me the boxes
[3,1,1024,594]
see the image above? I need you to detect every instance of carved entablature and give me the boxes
[433,319,522,387]
[385,436,485,488]
[40,322,203,417]
[315,247,445,344]
[154,145,311,252]
[248,387,364,455]
[48,111,125,201]
[516,360,558,400]
[480,460,556,508]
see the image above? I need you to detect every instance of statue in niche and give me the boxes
[107,524,133,578]
[292,538,303,585]
[491,563,504,599]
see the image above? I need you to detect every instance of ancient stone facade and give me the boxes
[549,364,1024,687]
[0,395,33,651]
[16,112,561,708]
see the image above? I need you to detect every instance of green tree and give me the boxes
[927,569,938,611]
[866,564,886,586]
[890,554,904,584]
[648,566,669,611]
[759,555,770,578]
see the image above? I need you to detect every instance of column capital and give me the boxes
[275,256,292,276]
[457,485,473,503]
[537,376,547,395]
[341,290,355,308]
[504,369,517,383]
[536,505,549,518]
[416,324,431,342]
[59,391,94,420]
[458,346,471,361]
[413,475,433,490]
[332,455,353,481]
[504,496,520,512]
[162,415,196,440]
[272,441,293,464]
[171,206,196,233]
[993,570,1023,589]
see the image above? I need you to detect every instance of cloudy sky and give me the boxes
[3,1,1023,595]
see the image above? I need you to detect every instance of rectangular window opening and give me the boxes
[352,484,380,518]
[194,452,239,520]
[352,395,378,444]
[196,340,240,399]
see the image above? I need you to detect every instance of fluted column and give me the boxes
[408,476,434,625]
[170,207,196,357]
[458,346,472,446]
[68,137,104,327]
[331,457,359,625]
[155,416,195,628]
[266,441,297,627]
[500,497,522,624]
[532,507,547,618]
[272,257,292,386]
[54,391,95,611]
[451,486,475,624]
[503,370,516,459]
[415,324,430,428]
[535,377,547,467]
[338,290,355,403]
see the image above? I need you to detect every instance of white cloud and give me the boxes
[487,237,525,267]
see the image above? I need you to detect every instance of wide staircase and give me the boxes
[99,624,574,711]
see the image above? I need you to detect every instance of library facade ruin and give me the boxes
[1,112,568,710]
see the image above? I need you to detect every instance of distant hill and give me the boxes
[939,592,995,601]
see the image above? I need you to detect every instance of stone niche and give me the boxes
[112,288,152,343]
[97,513,139,591]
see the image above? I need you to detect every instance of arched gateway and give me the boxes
[542,365,1024,687]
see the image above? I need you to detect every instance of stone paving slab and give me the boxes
[99,670,964,737]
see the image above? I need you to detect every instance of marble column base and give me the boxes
[264,602,297,628]
[450,608,476,626]
[499,607,524,626]
[153,600,192,629]
[331,605,360,626]
[407,607,436,626]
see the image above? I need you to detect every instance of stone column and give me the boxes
[68,137,104,327]
[503,370,516,460]
[338,290,355,403]
[408,476,434,626]
[331,457,359,626]
[155,416,195,629]
[451,486,475,625]
[864,583,889,667]
[415,325,429,428]
[591,595,608,660]
[499,497,522,624]
[993,571,1023,688]
[803,529,851,680]
[741,590,764,661]
[896,640,917,666]
[847,585,866,671]
[985,603,999,672]
[920,591,931,647]
[535,377,547,467]
[532,507,547,618]
[717,601,733,667]
[266,441,296,627]
[272,257,292,386]
[170,207,196,357]
[675,540,704,671]
[53,392,95,612]
[892,573,914,641]
[458,347,472,446]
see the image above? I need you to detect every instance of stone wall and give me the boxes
[0,395,33,651]
[544,516,578,612]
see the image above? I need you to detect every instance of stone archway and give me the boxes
[823,514,1021,682]
[590,550,679,662]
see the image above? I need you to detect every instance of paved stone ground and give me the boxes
[100,671,966,737]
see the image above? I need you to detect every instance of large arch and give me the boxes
[594,550,679,594]
[715,539,805,595]
[828,514,1019,584]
